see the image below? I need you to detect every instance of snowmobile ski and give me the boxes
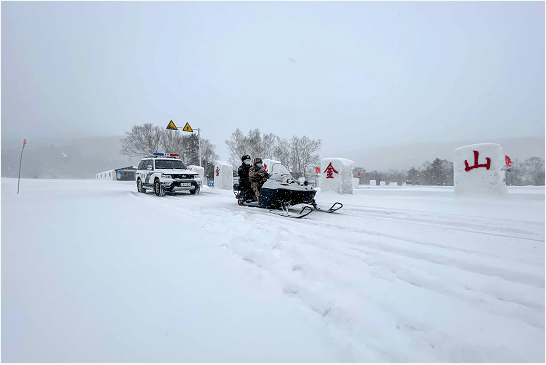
[308,200,343,213]
[272,203,314,219]
[237,199,314,219]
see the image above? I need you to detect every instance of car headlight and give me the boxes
[162,174,172,179]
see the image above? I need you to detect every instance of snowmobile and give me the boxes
[234,163,343,218]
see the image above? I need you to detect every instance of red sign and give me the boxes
[215,167,219,176]
[464,150,491,172]
[324,162,338,179]
[505,155,512,168]
[315,166,320,174]
[358,172,361,177]
[365,174,368,177]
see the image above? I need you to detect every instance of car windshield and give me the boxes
[269,163,292,179]
[154,159,187,170]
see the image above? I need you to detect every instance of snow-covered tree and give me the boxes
[407,167,420,185]
[523,157,545,186]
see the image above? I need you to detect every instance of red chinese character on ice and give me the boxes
[263,163,267,172]
[215,167,220,176]
[324,162,338,179]
[315,166,320,174]
[464,150,491,172]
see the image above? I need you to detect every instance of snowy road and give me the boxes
[2,178,544,362]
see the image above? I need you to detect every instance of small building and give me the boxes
[96,166,136,181]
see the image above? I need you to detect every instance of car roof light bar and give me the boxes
[152,152,179,157]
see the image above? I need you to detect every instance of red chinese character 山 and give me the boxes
[324,162,338,179]
[464,150,491,172]
[215,167,220,176]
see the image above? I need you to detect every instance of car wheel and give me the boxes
[154,180,164,196]
[137,179,146,193]
[190,185,200,195]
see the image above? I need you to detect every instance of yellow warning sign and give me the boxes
[166,120,178,130]
[182,122,193,132]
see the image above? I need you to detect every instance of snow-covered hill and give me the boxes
[2,178,544,362]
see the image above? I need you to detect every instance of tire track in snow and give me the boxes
[336,208,544,242]
[128,191,545,354]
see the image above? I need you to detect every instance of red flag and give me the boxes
[315,166,320,174]
[505,155,512,168]
[365,174,368,177]
[358,172,361,177]
[23,139,27,147]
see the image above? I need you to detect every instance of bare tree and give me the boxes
[160,130,186,157]
[121,124,219,173]
[272,136,291,167]
[120,123,163,157]
[288,135,321,179]
[225,128,320,179]
[199,138,220,177]
[226,128,249,167]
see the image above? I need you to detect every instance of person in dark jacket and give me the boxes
[249,157,269,199]
[237,155,253,201]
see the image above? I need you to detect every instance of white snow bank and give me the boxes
[454,143,508,197]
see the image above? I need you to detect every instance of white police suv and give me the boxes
[136,153,202,196]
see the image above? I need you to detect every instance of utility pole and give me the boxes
[17,139,27,194]
[197,128,202,167]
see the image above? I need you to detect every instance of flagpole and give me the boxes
[17,139,27,194]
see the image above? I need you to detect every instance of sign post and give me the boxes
[17,139,27,194]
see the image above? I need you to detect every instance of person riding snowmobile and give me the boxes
[237,155,253,201]
[249,157,269,199]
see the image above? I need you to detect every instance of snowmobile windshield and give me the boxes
[154,159,187,170]
[269,163,292,179]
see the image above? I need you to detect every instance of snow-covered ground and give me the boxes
[2,178,544,362]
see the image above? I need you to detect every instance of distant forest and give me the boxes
[353,157,545,186]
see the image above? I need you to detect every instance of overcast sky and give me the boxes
[2,1,544,162]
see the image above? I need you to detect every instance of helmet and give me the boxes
[241,154,251,162]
